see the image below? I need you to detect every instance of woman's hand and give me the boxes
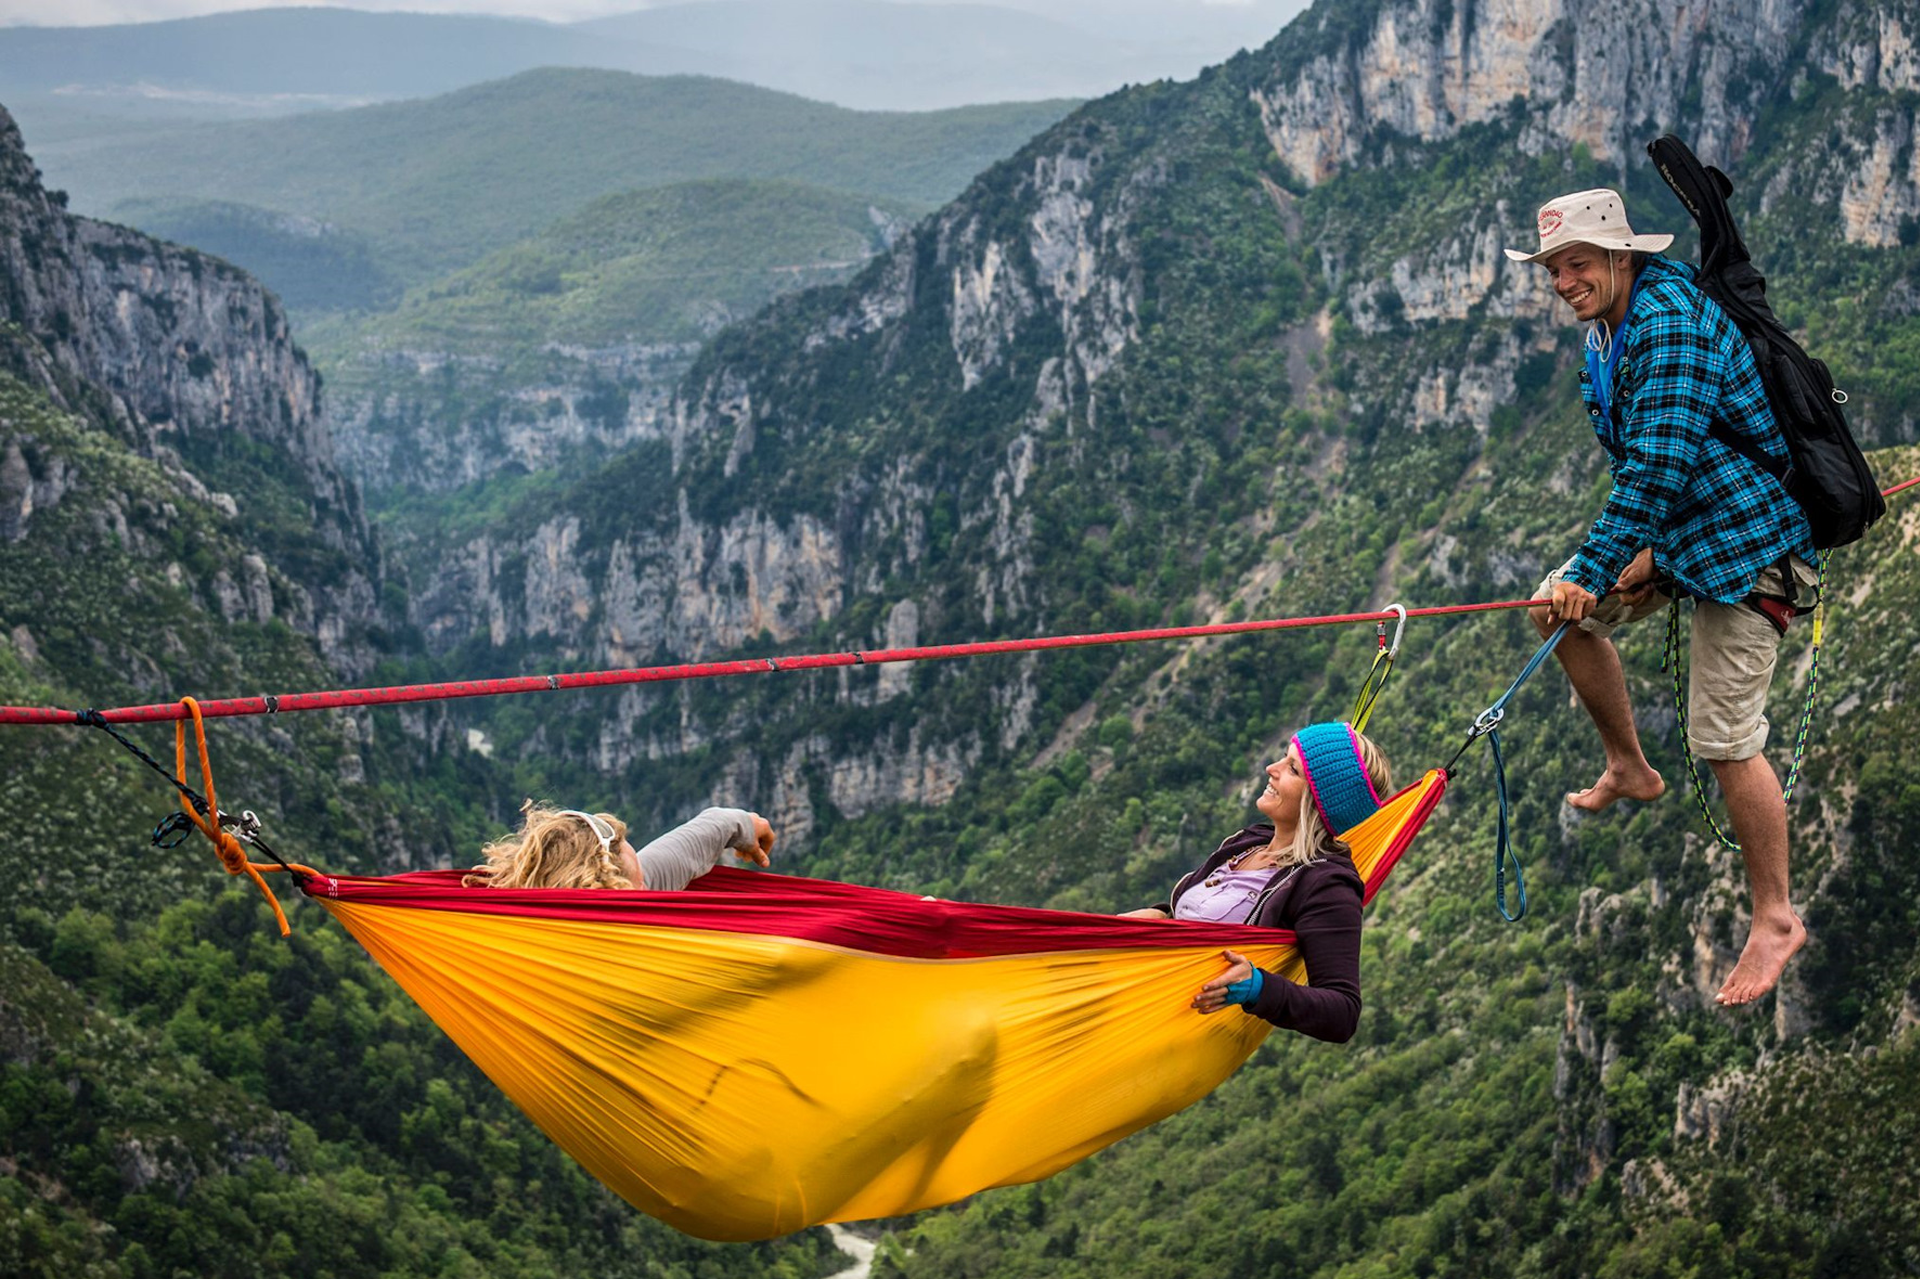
[736,813,776,867]
[1192,950,1256,1015]
[1117,907,1171,920]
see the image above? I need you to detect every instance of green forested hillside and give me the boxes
[321,178,911,355]
[115,197,395,313]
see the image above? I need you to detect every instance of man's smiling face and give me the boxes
[1543,243,1620,323]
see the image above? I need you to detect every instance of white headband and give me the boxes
[556,809,616,854]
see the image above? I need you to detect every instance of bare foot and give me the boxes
[1716,912,1807,1006]
[1565,766,1666,813]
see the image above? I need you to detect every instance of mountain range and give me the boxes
[0,0,1309,115]
[28,67,1075,290]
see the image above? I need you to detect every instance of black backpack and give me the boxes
[1647,134,1885,548]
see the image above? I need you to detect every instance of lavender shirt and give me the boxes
[1173,866,1283,924]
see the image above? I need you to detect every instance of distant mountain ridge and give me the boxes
[32,67,1074,290]
[0,1,1293,114]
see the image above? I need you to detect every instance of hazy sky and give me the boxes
[0,0,1298,28]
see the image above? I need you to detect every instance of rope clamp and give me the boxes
[547,674,560,690]
[261,695,280,714]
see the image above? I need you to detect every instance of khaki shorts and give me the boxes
[1535,556,1820,760]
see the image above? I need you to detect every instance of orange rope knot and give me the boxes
[174,696,292,937]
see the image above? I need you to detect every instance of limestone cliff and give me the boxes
[0,105,379,673]
[1249,0,1795,183]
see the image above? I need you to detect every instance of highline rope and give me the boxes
[0,596,1551,727]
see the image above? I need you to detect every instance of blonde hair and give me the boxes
[1272,730,1393,872]
[463,800,632,889]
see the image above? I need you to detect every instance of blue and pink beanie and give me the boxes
[1291,721,1384,835]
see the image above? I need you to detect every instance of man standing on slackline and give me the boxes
[1507,187,1818,1005]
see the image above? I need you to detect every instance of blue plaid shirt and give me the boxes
[1566,256,1814,604]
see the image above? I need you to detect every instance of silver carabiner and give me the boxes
[1379,603,1408,660]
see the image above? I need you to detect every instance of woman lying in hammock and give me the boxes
[462,802,776,891]
[1121,720,1391,1042]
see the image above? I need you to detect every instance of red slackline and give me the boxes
[1884,473,1920,499]
[0,596,1548,726]
[3,471,1912,730]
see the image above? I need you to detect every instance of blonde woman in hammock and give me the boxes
[464,801,775,890]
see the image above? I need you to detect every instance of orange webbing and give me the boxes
[172,695,308,937]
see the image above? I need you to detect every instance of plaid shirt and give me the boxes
[1565,256,1814,604]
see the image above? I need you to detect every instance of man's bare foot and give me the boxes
[1716,912,1807,1006]
[1565,766,1666,813]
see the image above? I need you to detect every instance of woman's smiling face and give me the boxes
[1255,742,1309,828]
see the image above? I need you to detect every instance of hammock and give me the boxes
[299,768,1448,1241]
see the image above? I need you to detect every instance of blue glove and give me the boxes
[1223,967,1265,1007]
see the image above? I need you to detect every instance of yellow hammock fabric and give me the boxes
[302,769,1447,1241]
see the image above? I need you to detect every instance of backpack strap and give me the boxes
[1707,418,1792,487]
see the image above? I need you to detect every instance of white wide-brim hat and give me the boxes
[1504,188,1674,263]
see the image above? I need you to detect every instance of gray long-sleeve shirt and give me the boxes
[635,807,760,891]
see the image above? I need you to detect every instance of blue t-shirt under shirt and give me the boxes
[1584,284,1640,422]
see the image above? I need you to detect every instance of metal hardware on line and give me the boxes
[1380,603,1407,658]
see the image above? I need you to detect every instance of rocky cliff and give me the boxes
[0,105,379,674]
